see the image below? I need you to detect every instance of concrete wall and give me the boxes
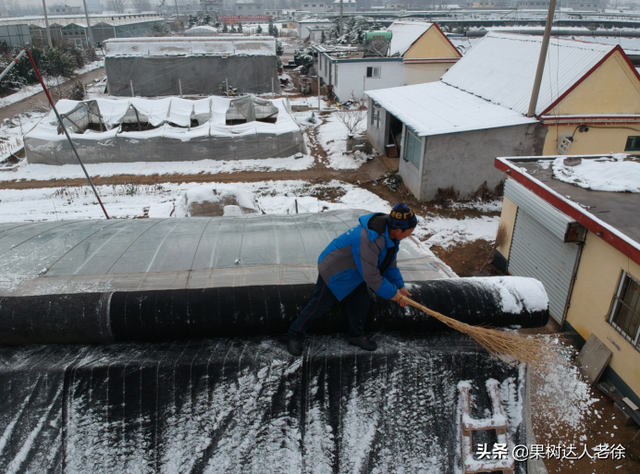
[403,61,456,86]
[297,21,332,40]
[552,50,640,117]
[401,123,547,201]
[542,124,640,156]
[366,97,390,153]
[105,56,278,97]
[542,49,640,155]
[403,25,461,59]
[333,60,403,101]
[565,233,640,405]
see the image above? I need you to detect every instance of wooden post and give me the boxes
[528,0,557,117]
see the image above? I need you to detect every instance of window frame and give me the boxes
[366,66,381,79]
[609,272,640,349]
[403,128,422,169]
[624,136,640,151]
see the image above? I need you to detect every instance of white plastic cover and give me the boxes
[24,96,305,165]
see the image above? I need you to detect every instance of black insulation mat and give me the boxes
[0,333,527,473]
[0,280,549,344]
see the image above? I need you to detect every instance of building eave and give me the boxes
[540,114,640,125]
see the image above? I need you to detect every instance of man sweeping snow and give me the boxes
[287,203,417,356]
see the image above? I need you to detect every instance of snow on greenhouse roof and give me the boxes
[184,25,219,36]
[0,210,451,296]
[441,32,619,116]
[387,20,433,57]
[366,82,538,137]
[104,36,276,58]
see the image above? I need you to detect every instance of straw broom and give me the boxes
[400,296,559,369]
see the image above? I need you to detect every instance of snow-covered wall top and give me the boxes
[387,20,432,57]
[104,36,276,58]
[441,32,616,116]
[366,82,538,137]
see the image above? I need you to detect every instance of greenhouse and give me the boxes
[24,95,306,165]
[0,211,548,472]
[103,36,279,97]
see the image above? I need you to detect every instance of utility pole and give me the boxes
[527,0,556,117]
[339,0,343,35]
[81,0,95,48]
[41,0,53,47]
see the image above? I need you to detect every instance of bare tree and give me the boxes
[335,95,367,138]
[130,0,151,12]
[0,0,19,17]
[109,0,128,13]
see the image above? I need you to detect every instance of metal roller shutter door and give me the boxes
[508,209,580,324]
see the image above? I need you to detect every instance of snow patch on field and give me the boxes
[414,214,500,249]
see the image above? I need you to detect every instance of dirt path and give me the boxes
[0,67,106,123]
[0,155,393,190]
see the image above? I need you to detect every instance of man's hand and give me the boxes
[391,288,412,307]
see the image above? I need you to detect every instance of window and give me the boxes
[366,66,380,79]
[404,129,422,169]
[609,273,640,349]
[625,136,640,151]
[371,101,381,129]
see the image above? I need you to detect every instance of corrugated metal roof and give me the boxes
[366,82,538,137]
[387,20,432,57]
[441,32,617,116]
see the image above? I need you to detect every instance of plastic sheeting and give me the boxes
[0,211,450,296]
[0,333,529,473]
[24,96,305,165]
[0,211,548,344]
[103,37,279,97]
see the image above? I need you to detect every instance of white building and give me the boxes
[299,1,329,13]
[332,0,358,12]
[315,21,461,101]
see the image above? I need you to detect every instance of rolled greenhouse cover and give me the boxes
[0,276,548,344]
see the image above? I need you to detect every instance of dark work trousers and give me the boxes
[288,275,370,341]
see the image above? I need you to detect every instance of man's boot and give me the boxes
[348,335,377,351]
